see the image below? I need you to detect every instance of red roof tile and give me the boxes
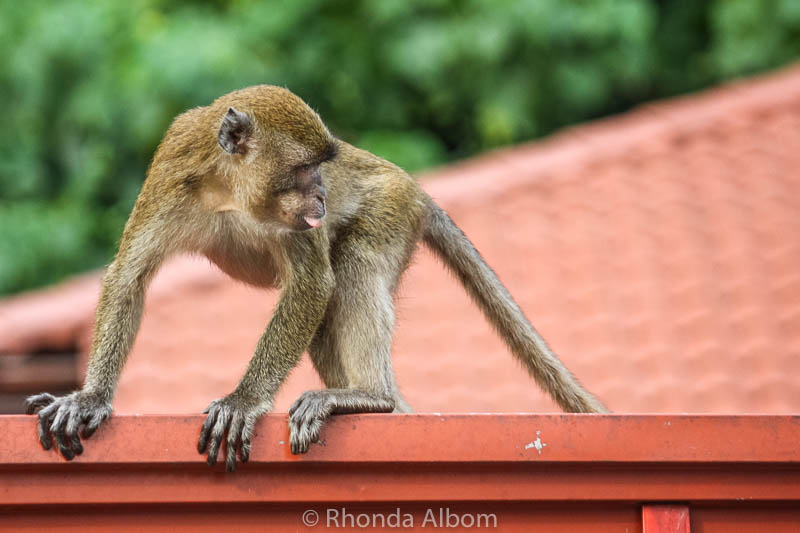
[3,64,800,414]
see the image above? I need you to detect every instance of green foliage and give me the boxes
[0,0,798,294]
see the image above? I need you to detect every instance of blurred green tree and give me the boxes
[0,0,797,294]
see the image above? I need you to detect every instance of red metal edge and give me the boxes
[3,414,800,506]
[3,413,800,465]
[643,505,691,533]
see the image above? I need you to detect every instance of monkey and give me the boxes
[26,85,607,472]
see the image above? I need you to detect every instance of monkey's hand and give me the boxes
[288,390,395,454]
[198,394,268,472]
[288,390,336,454]
[24,391,112,460]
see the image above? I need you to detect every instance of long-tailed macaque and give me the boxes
[26,86,606,471]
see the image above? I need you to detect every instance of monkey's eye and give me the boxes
[294,163,319,177]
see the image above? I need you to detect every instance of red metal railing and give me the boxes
[2,414,799,531]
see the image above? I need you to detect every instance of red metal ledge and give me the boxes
[2,414,800,532]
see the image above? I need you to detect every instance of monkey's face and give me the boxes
[259,135,336,232]
[217,99,336,231]
[271,163,328,231]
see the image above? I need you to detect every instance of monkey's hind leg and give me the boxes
[289,265,408,454]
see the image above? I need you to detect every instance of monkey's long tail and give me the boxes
[422,200,608,413]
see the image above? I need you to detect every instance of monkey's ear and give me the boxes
[218,107,254,154]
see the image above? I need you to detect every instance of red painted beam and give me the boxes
[4,414,799,465]
[2,414,800,532]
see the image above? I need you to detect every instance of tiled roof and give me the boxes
[2,64,800,414]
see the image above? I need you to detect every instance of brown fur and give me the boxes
[26,85,606,471]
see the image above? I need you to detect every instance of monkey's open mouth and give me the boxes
[304,215,323,228]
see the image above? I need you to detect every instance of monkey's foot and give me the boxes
[24,391,112,460]
[288,390,336,454]
[198,395,266,472]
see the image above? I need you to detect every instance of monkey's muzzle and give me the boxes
[301,194,326,230]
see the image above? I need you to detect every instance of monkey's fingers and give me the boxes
[225,415,244,473]
[289,394,332,455]
[81,410,109,439]
[36,419,53,451]
[36,413,55,451]
[49,404,77,460]
[292,417,325,455]
[65,413,84,456]
[239,418,255,463]
[290,417,320,454]
[205,407,230,467]
[25,392,56,415]
[288,414,303,454]
[288,410,306,454]
[35,401,61,451]
[197,402,221,453]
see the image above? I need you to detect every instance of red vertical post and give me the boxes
[643,505,690,533]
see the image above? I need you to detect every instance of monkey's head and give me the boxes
[216,86,337,231]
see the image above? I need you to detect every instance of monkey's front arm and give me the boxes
[25,216,164,459]
[197,233,335,471]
